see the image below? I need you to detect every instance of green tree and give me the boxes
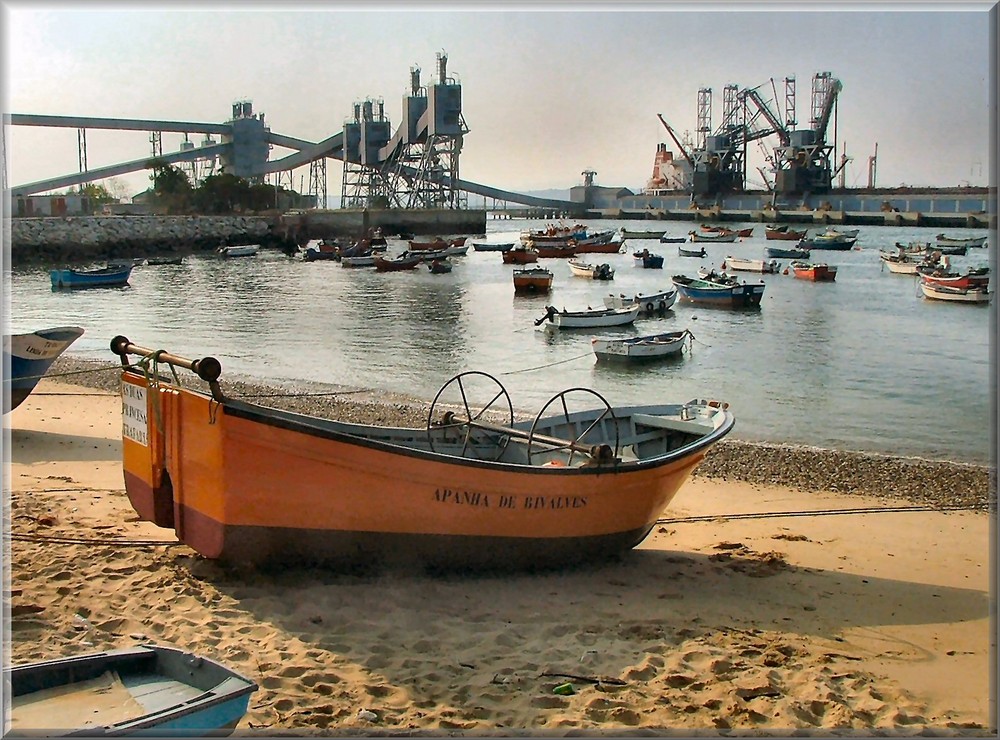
[149,160,193,213]
[65,182,115,203]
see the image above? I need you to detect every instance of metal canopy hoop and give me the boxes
[427,371,514,461]
[526,388,620,467]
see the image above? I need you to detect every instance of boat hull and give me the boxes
[591,331,689,362]
[791,263,837,282]
[4,326,85,411]
[116,371,732,571]
[50,266,132,289]
[765,247,809,259]
[919,283,991,303]
[672,279,764,309]
[6,644,256,736]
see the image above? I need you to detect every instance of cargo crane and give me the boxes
[668,82,789,200]
[773,72,842,197]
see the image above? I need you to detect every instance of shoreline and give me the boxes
[6,374,993,733]
[49,354,994,512]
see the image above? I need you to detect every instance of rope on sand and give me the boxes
[5,532,184,547]
[655,503,974,526]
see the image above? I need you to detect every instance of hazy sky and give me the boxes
[2,2,995,200]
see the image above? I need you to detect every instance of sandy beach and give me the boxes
[5,367,994,735]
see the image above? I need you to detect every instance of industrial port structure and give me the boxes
[4,57,994,228]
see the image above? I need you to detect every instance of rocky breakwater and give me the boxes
[8,215,292,264]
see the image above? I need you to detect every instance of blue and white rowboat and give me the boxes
[5,644,257,736]
[672,274,765,309]
[4,326,84,412]
[50,264,133,289]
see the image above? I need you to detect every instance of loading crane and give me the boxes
[773,72,842,196]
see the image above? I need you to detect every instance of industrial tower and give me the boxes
[340,52,469,209]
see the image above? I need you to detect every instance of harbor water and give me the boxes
[7,219,995,465]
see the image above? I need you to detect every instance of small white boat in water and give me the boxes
[919,282,991,304]
[568,259,615,280]
[603,289,677,313]
[217,244,259,258]
[723,256,780,274]
[592,329,693,362]
[535,304,640,330]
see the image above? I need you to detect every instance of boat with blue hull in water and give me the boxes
[671,274,765,309]
[4,326,85,411]
[50,264,132,289]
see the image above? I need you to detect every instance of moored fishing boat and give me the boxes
[689,230,739,243]
[591,329,693,363]
[340,253,377,268]
[502,247,539,265]
[879,248,941,275]
[677,245,707,258]
[6,644,257,735]
[723,256,780,274]
[513,267,553,293]
[790,261,838,282]
[145,255,185,266]
[50,263,133,289]
[428,258,453,274]
[916,264,990,290]
[672,273,765,309]
[603,289,677,314]
[568,259,615,280]
[472,241,515,252]
[935,233,987,249]
[4,326,85,412]
[217,244,259,258]
[303,243,339,261]
[374,252,422,272]
[659,235,688,244]
[535,304,641,330]
[700,224,753,238]
[919,281,991,304]
[109,338,735,570]
[765,225,808,241]
[531,243,578,258]
[799,235,856,250]
[633,249,665,268]
[766,246,809,260]
[620,227,667,239]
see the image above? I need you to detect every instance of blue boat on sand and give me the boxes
[5,644,257,736]
[4,325,84,412]
[671,274,765,309]
[50,263,133,289]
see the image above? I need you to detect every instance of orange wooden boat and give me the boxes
[765,226,808,241]
[790,261,837,282]
[502,247,539,264]
[701,225,753,238]
[513,267,553,294]
[110,338,735,572]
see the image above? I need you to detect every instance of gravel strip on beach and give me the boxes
[46,356,995,512]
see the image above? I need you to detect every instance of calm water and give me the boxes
[7,219,996,465]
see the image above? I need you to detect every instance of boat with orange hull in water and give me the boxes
[110,337,735,572]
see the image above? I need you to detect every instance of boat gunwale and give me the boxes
[122,370,734,475]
